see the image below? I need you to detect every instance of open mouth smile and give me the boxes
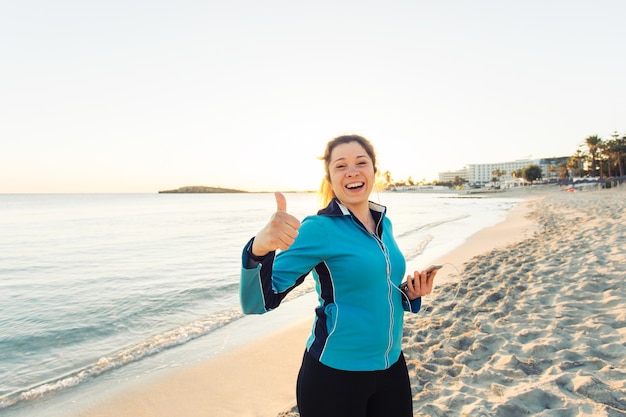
[345,182,365,190]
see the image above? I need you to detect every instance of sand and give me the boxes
[398,187,626,417]
[71,186,626,417]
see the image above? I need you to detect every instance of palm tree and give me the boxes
[583,135,603,177]
[618,134,626,178]
[453,176,467,187]
[567,149,585,178]
[491,169,506,187]
[557,163,569,181]
[547,164,557,180]
[381,170,393,189]
[600,139,615,178]
[608,132,626,178]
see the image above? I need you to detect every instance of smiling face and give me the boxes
[327,141,376,210]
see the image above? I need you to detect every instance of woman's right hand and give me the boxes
[251,192,301,256]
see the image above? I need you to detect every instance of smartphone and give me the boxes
[399,264,443,294]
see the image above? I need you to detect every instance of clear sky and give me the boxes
[2,0,624,193]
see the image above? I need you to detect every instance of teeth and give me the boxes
[346,183,364,189]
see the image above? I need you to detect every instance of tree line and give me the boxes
[381,131,626,188]
[568,132,626,179]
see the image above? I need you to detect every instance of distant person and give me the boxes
[240,134,439,417]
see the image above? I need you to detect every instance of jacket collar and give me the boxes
[317,198,387,218]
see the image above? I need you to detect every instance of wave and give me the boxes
[403,235,434,261]
[394,214,470,239]
[0,307,245,411]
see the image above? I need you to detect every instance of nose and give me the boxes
[347,166,360,176]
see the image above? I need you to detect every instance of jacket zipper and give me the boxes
[357,215,395,368]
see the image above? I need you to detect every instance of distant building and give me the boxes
[440,156,570,187]
[466,159,536,186]
[438,167,469,183]
[539,157,570,181]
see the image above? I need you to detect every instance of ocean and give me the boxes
[0,192,524,415]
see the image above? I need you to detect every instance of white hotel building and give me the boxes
[439,157,569,187]
[468,159,537,186]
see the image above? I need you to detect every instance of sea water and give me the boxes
[0,192,523,414]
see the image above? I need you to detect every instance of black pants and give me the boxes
[296,351,413,417]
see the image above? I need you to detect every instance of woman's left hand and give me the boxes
[404,268,439,300]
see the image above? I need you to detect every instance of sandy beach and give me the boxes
[395,186,626,417]
[70,186,626,417]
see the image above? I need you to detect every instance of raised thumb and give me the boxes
[274,191,287,212]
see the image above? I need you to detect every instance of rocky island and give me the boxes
[158,186,247,193]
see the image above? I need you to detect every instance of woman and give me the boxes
[240,134,437,416]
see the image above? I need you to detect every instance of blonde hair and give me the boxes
[318,135,378,207]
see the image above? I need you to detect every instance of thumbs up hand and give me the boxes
[251,192,302,256]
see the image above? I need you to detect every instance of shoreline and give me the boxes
[63,189,546,417]
[424,194,539,286]
[20,185,625,417]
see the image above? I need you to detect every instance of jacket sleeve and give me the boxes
[239,238,278,314]
[402,296,422,313]
[240,217,327,315]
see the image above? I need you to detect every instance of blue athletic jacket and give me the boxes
[240,199,422,371]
